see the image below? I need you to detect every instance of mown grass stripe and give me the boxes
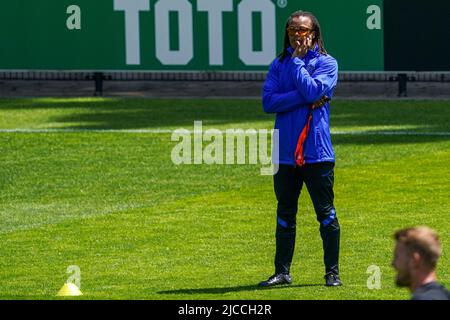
[1,128,450,136]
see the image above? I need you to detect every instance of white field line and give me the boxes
[331,131,450,136]
[0,128,449,136]
[0,128,173,134]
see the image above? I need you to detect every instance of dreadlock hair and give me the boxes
[278,11,327,62]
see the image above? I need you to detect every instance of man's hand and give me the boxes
[312,95,330,109]
[292,34,313,58]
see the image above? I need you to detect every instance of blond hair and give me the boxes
[394,226,442,269]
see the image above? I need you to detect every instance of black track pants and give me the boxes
[273,162,340,275]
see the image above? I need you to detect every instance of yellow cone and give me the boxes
[57,283,83,297]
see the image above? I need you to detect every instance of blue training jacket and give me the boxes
[262,45,338,165]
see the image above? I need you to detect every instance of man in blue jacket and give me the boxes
[259,11,341,287]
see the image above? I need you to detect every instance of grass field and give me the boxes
[0,98,449,300]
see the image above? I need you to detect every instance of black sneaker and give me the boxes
[258,273,292,287]
[324,272,342,287]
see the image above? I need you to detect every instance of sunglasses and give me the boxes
[286,27,312,37]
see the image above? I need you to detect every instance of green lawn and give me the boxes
[0,98,449,300]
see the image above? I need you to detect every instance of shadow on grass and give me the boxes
[1,98,449,144]
[0,98,270,130]
[157,283,323,295]
[331,133,450,145]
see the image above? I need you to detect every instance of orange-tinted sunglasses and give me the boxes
[286,27,312,37]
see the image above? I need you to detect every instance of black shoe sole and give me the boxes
[325,282,342,287]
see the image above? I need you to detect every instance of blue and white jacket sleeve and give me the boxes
[290,56,338,103]
[262,60,304,114]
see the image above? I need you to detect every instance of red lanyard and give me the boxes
[294,108,313,167]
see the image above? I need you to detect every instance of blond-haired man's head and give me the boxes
[392,226,442,289]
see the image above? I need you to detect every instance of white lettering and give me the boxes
[170,122,278,175]
[66,265,81,289]
[193,120,203,164]
[238,0,276,65]
[197,0,233,66]
[366,265,382,289]
[203,129,224,164]
[155,0,193,65]
[171,129,192,165]
[366,5,382,30]
[66,5,81,30]
[114,0,150,65]
[225,129,257,164]
[178,304,212,317]
[259,129,279,175]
